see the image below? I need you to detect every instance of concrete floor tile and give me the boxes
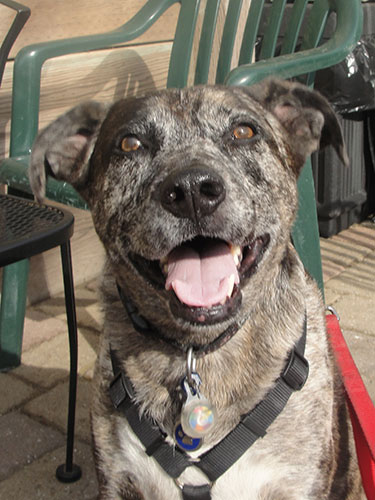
[326,293,375,337]
[34,295,66,321]
[77,328,100,376]
[340,329,375,405]
[0,412,64,481]
[0,374,38,415]
[35,286,102,333]
[320,222,375,282]
[323,253,375,298]
[23,308,67,352]
[323,288,342,308]
[25,377,93,443]
[321,260,347,282]
[14,328,99,389]
[0,442,98,499]
[85,277,101,293]
[76,302,103,333]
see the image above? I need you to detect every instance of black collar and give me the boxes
[109,313,308,500]
[117,283,245,358]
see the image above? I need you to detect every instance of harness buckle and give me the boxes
[282,349,309,391]
[109,371,134,409]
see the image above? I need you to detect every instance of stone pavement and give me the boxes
[0,220,374,499]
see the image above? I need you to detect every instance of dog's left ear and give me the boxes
[248,78,349,170]
[29,101,110,202]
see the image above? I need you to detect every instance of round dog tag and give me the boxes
[174,423,202,451]
[181,397,216,438]
[180,377,217,439]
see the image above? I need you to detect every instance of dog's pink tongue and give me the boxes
[165,241,239,308]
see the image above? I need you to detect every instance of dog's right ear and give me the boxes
[29,101,110,202]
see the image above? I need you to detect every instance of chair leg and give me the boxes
[56,241,82,482]
[292,159,324,294]
[0,259,29,371]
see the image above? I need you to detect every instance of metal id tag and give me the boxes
[180,375,217,439]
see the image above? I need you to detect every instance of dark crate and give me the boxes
[311,114,368,238]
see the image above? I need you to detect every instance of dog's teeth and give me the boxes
[227,274,235,298]
[230,245,242,267]
[160,256,168,266]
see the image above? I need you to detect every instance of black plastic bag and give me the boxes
[315,37,375,113]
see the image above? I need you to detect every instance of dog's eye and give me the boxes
[232,125,255,140]
[120,136,142,153]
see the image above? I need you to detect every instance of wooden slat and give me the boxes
[0,41,172,159]
[0,0,179,59]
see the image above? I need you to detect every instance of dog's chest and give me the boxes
[117,422,294,500]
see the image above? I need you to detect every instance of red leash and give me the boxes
[326,313,375,499]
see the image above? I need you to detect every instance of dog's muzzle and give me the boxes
[128,165,269,324]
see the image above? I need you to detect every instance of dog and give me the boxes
[29,79,364,500]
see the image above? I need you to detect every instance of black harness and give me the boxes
[109,288,309,499]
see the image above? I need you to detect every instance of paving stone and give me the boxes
[85,277,101,294]
[340,329,375,404]
[324,253,375,298]
[320,222,375,281]
[321,259,347,282]
[13,328,99,389]
[322,288,342,308]
[76,301,103,333]
[34,295,66,321]
[326,292,375,338]
[0,411,64,481]
[35,286,103,333]
[25,377,93,443]
[23,308,67,352]
[0,374,38,415]
[0,442,98,499]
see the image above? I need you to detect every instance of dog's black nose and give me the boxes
[160,166,226,220]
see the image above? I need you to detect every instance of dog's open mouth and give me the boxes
[129,235,269,324]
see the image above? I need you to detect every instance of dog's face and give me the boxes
[30,79,347,337]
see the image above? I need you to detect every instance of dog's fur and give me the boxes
[30,79,364,500]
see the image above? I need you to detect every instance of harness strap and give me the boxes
[109,314,308,498]
[196,326,308,481]
[110,370,191,479]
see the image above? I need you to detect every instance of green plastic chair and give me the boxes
[0,0,363,369]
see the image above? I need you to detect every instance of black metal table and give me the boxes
[0,193,81,482]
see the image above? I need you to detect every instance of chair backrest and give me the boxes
[166,0,347,88]
[8,0,360,160]
[0,0,30,86]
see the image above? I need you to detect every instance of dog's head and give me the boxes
[30,79,346,338]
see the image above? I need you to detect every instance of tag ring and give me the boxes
[186,347,196,386]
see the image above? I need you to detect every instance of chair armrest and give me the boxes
[0,157,88,209]
[225,0,363,87]
[10,0,178,157]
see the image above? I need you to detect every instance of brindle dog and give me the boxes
[29,79,364,500]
